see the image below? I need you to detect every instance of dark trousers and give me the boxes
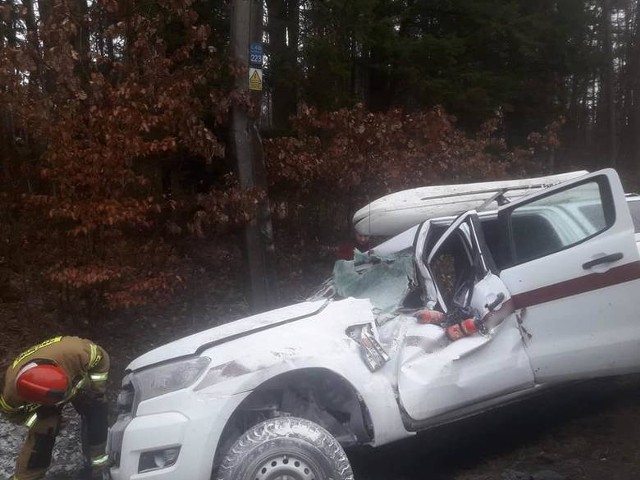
[14,392,108,480]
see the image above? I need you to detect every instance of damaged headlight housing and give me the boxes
[133,356,211,403]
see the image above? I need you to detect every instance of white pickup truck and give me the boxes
[106,169,640,480]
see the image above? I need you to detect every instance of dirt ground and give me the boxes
[2,250,640,480]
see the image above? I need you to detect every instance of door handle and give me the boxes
[582,252,623,270]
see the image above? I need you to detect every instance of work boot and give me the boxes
[77,464,92,479]
[77,464,109,479]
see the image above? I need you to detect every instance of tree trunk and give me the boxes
[266,0,299,132]
[37,0,56,94]
[22,0,43,90]
[0,0,17,183]
[626,0,640,176]
[69,0,90,84]
[600,0,617,166]
[4,0,17,48]
[365,44,392,112]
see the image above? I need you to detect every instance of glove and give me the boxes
[74,389,105,408]
[1,411,28,425]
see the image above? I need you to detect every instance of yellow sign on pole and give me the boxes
[249,68,263,91]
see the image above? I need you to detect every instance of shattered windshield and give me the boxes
[310,251,418,313]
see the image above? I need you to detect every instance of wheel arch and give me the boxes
[213,367,374,469]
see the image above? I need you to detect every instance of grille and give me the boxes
[108,373,135,467]
[107,414,132,467]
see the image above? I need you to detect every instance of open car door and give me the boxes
[397,212,535,424]
[497,169,640,382]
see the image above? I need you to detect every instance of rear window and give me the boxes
[578,203,607,231]
[627,199,640,233]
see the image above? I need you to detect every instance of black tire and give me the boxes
[216,416,354,480]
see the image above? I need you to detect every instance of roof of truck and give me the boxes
[353,171,589,237]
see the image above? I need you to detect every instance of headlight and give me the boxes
[133,356,211,402]
[117,385,134,413]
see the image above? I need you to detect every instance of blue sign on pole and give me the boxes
[250,42,263,67]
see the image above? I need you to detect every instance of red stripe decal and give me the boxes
[481,298,515,329]
[511,261,640,309]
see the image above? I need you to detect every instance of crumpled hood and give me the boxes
[127,300,328,371]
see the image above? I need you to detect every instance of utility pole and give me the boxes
[230,0,278,312]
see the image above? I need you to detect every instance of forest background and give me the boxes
[1,0,639,350]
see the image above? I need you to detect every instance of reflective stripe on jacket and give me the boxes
[1,336,110,425]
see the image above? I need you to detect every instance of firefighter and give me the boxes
[0,336,110,480]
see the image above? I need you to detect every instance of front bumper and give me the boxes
[107,411,194,479]
[107,387,249,480]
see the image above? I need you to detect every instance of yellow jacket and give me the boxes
[0,336,109,422]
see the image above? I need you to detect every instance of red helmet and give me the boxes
[15,362,69,405]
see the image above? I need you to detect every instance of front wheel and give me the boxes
[216,416,354,480]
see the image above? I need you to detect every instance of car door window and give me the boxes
[426,216,494,312]
[506,179,614,266]
[430,229,473,310]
